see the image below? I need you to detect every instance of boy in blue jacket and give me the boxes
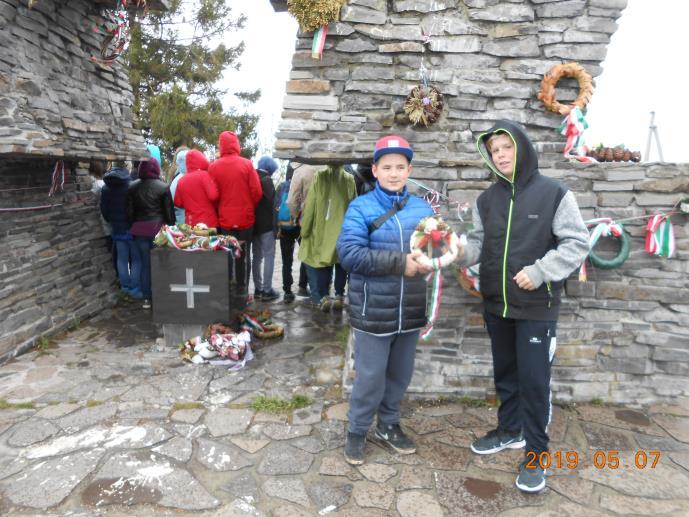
[337,136,434,465]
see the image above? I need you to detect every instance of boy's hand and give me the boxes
[514,269,536,290]
[405,250,433,277]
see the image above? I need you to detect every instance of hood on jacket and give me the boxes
[476,119,538,186]
[176,149,189,175]
[185,149,210,173]
[218,131,241,157]
[138,158,162,180]
[147,144,162,167]
[103,167,130,187]
[257,156,278,175]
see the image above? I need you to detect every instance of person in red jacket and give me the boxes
[208,131,262,294]
[174,149,219,228]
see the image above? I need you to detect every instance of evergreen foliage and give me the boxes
[127,0,260,163]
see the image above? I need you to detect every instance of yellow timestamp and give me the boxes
[526,450,661,470]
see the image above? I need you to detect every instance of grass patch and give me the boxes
[250,395,313,414]
[590,397,605,407]
[335,327,351,349]
[35,336,57,355]
[67,317,81,331]
[172,401,205,411]
[85,399,103,407]
[0,399,35,410]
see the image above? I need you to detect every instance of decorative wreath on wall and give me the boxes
[287,0,347,32]
[587,220,630,269]
[538,62,594,116]
[404,85,444,127]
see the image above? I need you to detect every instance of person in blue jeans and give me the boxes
[127,158,175,309]
[336,135,433,465]
[100,161,141,299]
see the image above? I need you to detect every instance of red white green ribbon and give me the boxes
[558,107,596,163]
[420,259,443,341]
[311,25,329,59]
[48,160,65,197]
[579,218,624,280]
[645,214,675,258]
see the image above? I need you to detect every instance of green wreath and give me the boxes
[588,229,630,269]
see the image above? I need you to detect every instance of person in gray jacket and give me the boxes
[457,120,589,494]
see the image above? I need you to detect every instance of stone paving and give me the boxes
[1,298,689,516]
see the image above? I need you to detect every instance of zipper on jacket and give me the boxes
[501,185,515,318]
[546,281,552,308]
[362,282,368,317]
[395,213,405,333]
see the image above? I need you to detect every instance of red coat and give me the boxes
[208,131,262,230]
[174,150,219,228]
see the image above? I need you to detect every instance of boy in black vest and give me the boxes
[457,120,589,493]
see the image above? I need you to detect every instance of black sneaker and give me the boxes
[372,423,416,455]
[516,457,546,493]
[470,428,525,455]
[283,291,295,303]
[296,287,310,298]
[344,432,366,465]
[261,289,280,302]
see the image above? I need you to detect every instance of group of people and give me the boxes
[337,121,590,496]
[93,119,590,495]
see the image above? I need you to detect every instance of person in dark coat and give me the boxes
[101,161,141,298]
[127,158,175,309]
[251,156,279,301]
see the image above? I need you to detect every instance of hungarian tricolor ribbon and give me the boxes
[579,218,624,280]
[645,214,675,258]
[558,107,596,163]
[311,25,329,59]
[420,259,443,341]
[48,160,65,197]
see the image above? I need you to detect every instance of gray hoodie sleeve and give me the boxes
[523,191,590,288]
[457,200,483,267]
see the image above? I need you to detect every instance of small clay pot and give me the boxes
[631,151,641,162]
[623,150,631,161]
[604,148,614,162]
[612,148,624,161]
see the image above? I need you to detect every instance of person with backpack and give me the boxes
[252,156,280,302]
[275,163,309,302]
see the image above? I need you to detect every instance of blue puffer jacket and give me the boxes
[337,183,434,335]
[100,167,131,236]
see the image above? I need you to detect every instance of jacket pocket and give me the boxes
[361,282,368,318]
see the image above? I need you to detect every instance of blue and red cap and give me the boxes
[373,135,413,163]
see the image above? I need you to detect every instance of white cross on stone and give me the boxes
[169,268,210,309]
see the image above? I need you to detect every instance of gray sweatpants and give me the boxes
[251,231,276,292]
[347,329,420,435]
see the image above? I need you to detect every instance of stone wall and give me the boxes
[272,0,627,182]
[342,162,689,404]
[0,159,117,363]
[0,0,147,161]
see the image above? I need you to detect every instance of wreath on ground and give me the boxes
[404,85,444,127]
[287,0,347,32]
[538,62,594,115]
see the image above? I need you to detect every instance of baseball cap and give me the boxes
[373,135,413,163]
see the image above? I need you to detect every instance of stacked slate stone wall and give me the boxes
[342,162,689,404]
[0,159,117,362]
[0,0,146,161]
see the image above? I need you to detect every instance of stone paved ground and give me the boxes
[1,298,689,516]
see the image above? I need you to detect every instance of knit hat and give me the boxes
[138,158,161,180]
[257,156,278,175]
[373,135,413,163]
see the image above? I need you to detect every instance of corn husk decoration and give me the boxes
[404,85,444,127]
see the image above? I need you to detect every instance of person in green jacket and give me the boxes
[298,165,357,309]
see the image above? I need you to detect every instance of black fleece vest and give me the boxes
[477,172,567,321]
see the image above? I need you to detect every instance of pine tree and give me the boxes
[127,0,259,164]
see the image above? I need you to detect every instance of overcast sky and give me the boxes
[223,0,688,163]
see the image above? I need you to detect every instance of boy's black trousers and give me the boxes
[484,311,557,455]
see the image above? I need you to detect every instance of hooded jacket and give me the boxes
[100,167,131,236]
[461,120,589,320]
[337,183,434,336]
[170,150,188,225]
[174,150,219,228]
[300,166,356,268]
[208,131,262,230]
[254,156,278,235]
[127,159,175,237]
